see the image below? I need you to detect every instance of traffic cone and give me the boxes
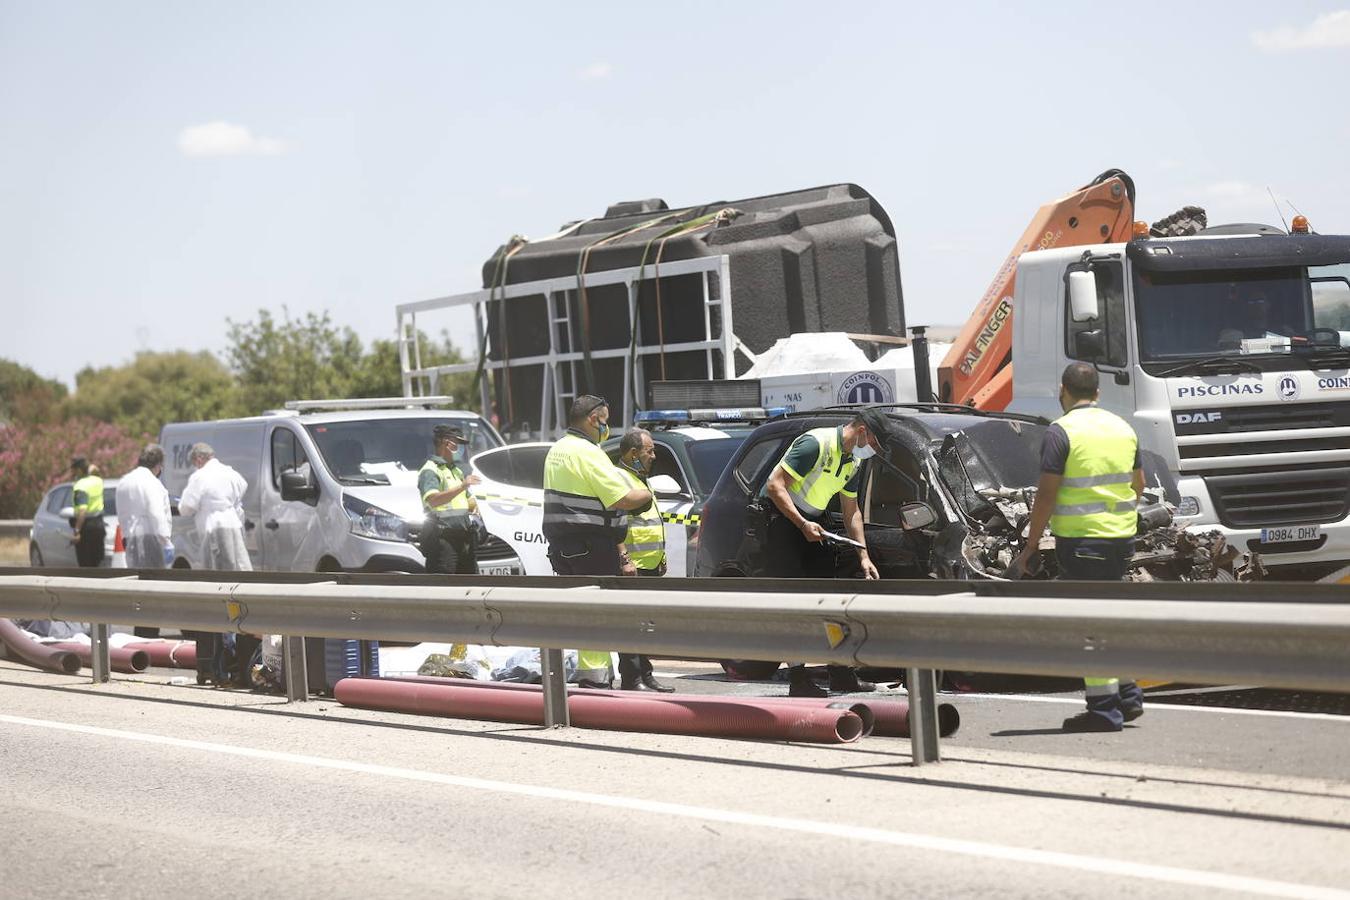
[111,525,127,568]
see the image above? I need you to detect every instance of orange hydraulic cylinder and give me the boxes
[937,173,1137,408]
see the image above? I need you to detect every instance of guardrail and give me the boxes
[2,569,1349,765]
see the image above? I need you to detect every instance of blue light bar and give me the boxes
[634,406,789,426]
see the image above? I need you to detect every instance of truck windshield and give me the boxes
[305,417,501,482]
[1135,265,1350,362]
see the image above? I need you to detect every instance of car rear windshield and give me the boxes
[686,437,749,494]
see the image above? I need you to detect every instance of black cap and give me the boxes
[857,408,894,444]
[433,424,468,444]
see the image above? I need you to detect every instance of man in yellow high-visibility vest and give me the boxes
[614,427,674,692]
[543,396,653,687]
[1011,362,1146,732]
[68,457,106,567]
[418,425,481,574]
[763,408,892,698]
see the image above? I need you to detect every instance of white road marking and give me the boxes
[2,712,1345,899]
[956,693,1350,723]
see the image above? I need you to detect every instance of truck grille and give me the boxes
[1205,466,1350,528]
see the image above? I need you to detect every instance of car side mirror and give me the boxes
[647,474,683,497]
[1069,269,1100,322]
[1074,329,1106,361]
[899,501,937,531]
[58,506,74,520]
[280,469,318,502]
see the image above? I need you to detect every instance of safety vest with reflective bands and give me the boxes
[419,456,471,521]
[72,475,105,516]
[1050,405,1139,539]
[618,466,665,570]
[778,426,856,518]
[543,431,629,542]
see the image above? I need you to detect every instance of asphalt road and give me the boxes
[3,658,1350,899]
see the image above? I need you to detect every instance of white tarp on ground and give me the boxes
[377,642,619,683]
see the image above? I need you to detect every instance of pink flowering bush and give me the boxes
[0,417,143,518]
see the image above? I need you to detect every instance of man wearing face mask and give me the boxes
[543,396,654,687]
[762,408,892,698]
[419,424,482,575]
[1009,362,1145,732]
[613,427,674,692]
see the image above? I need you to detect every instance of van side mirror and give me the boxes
[899,501,937,531]
[280,469,318,503]
[1069,269,1100,322]
[647,474,684,497]
[59,506,75,520]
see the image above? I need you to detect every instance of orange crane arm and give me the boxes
[937,169,1137,409]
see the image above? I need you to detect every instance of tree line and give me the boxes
[0,309,475,518]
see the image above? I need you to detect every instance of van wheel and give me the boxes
[720,659,783,680]
[29,543,43,567]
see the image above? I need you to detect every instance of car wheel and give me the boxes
[29,543,43,567]
[720,659,783,681]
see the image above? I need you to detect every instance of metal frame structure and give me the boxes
[395,255,736,438]
[3,571,1349,767]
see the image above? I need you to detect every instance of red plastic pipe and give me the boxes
[335,677,865,744]
[51,642,150,675]
[385,675,878,737]
[124,640,197,669]
[0,619,82,675]
[815,698,961,739]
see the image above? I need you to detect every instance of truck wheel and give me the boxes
[720,659,782,680]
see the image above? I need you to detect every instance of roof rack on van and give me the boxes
[282,396,457,412]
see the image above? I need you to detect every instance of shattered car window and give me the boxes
[937,420,1045,520]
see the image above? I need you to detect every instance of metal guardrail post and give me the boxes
[540,647,570,727]
[90,623,111,684]
[283,636,308,702]
[905,667,940,766]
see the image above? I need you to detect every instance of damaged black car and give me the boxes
[693,404,1249,583]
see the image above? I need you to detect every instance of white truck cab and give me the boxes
[159,399,515,573]
[1008,229,1350,574]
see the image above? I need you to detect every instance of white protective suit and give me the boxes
[116,465,173,569]
[179,458,253,571]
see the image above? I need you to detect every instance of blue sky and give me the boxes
[3,1,1349,386]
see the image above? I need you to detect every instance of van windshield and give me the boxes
[305,418,501,483]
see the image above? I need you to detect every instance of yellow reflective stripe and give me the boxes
[1061,472,1133,489]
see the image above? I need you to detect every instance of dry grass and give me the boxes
[0,536,30,567]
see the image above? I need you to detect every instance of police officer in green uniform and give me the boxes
[1011,362,1146,732]
[614,427,674,692]
[68,457,106,568]
[418,425,481,574]
[763,409,892,698]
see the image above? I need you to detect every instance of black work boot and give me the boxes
[827,666,876,694]
[788,666,827,698]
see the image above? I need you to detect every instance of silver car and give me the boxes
[28,478,120,567]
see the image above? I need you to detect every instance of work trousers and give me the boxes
[1056,535,1143,727]
[126,534,166,637]
[763,512,859,688]
[75,520,106,568]
[548,532,630,684]
[615,566,664,680]
[422,518,478,575]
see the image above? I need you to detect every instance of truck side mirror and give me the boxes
[899,501,937,531]
[1069,270,1100,322]
[280,469,318,503]
[1074,329,1107,361]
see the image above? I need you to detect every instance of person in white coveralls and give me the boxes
[178,442,253,571]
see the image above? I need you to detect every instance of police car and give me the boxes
[469,407,786,576]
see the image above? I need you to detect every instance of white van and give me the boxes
[159,399,520,574]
